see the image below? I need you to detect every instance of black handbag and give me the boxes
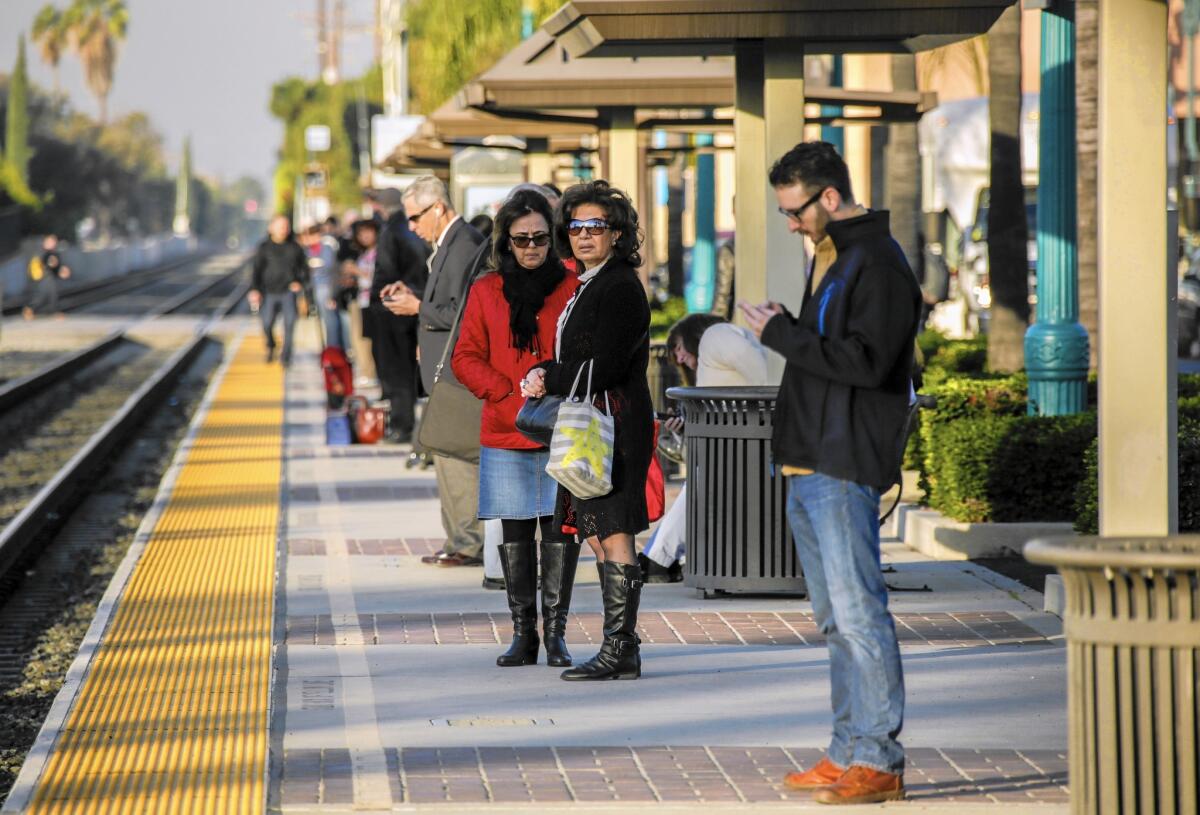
[415,242,490,463]
[515,395,563,447]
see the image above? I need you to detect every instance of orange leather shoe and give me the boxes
[814,765,905,805]
[782,756,845,790]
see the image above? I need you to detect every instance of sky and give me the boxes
[0,0,377,192]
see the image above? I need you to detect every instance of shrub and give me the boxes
[1074,417,1200,534]
[926,411,1095,523]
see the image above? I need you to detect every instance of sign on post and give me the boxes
[305,125,332,153]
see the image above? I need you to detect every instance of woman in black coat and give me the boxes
[521,180,653,681]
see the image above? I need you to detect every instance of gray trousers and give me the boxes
[433,454,484,557]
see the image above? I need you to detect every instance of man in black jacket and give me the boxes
[369,188,430,442]
[382,176,486,567]
[741,142,920,805]
[250,215,309,366]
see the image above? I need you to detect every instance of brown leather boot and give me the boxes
[814,765,904,805]
[782,756,845,790]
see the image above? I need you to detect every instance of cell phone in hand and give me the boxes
[654,411,677,421]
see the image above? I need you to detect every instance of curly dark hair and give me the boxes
[488,188,555,271]
[768,141,854,202]
[554,180,643,267]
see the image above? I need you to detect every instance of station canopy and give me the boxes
[541,0,1013,58]
[462,29,935,122]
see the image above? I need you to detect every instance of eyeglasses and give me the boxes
[777,187,827,221]
[407,202,437,223]
[567,219,610,236]
[509,232,551,248]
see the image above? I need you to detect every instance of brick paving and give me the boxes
[279,746,1069,806]
[285,610,1053,648]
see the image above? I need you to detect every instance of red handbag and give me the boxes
[347,396,387,444]
[646,422,666,522]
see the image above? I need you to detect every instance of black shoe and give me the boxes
[561,560,642,681]
[638,553,683,584]
[482,575,506,591]
[541,538,581,667]
[496,542,539,666]
[266,347,276,363]
[384,431,412,445]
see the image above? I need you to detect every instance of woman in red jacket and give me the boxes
[452,189,580,668]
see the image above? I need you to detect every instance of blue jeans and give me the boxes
[786,472,905,774]
[313,282,343,348]
[260,292,297,363]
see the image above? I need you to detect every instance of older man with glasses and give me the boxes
[382,176,487,567]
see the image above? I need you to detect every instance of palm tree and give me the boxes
[1075,0,1099,369]
[985,2,1030,372]
[64,0,128,124]
[31,4,69,96]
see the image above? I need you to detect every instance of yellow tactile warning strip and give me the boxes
[28,336,283,814]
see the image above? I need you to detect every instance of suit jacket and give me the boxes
[371,210,430,340]
[417,218,486,391]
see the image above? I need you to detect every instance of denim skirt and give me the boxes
[477,446,558,520]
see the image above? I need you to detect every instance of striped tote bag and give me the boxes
[546,361,614,499]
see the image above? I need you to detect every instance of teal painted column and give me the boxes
[820,56,845,153]
[687,133,716,312]
[1025,8,1090,416]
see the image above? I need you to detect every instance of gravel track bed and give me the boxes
[0,341,177,527]
[0,339,224,804]
[0,351,76,387]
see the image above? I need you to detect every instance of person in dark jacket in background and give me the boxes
[369,188,430,442]
[250,214,309,366]
[740,142,920,806]
[522,180,653,682]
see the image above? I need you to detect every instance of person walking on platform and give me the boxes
[369,188,429,444]
[249,215,308,366]
[740,141,920,805]
[382,176,486,567]
[23,235,71,320]
[452,189,581,667]
[521,181,653,681]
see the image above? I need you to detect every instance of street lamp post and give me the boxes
[1024,1,1090,416]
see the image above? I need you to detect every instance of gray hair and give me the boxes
[402,175,452,210]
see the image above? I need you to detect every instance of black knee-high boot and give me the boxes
[497,542,539,666]
[560,560,642,680]
[540,538,581,667]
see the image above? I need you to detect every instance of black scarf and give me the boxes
[499,253,566,356]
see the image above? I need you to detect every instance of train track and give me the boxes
[0,261,250,583]
[0,252,213,317]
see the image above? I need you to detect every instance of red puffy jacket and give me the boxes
[452,270,579,449]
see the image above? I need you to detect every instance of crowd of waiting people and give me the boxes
[248,140,921,804]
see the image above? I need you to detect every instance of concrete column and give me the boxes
[606,106,639,208]
[1097,0,1174,535]
[1025,9,1090,416]
[734,41,768,309]
[764,40,808,312]
[525,138,553,184]
[687,133,716,312]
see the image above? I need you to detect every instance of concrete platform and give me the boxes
[271,322,1070,812]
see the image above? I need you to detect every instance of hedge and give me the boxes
[1074,416,1200,534]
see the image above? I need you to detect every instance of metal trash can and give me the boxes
[666,386,804,596]
[1024,536,1200,815]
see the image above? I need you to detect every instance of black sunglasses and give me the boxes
[509,232,551,248]
[407,202,437,223]
[777,187,827,221]
[567,219,610,236]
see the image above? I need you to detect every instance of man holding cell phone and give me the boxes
[739,141,920,806]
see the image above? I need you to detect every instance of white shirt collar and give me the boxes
[436,214,462,248]
[579,255,612,283]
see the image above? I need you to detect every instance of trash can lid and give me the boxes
[666,386,780,402]
[1025,535,1200,571]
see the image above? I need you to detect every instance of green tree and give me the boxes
[5,36,32,183]
[65,0,128,124]
[32,5,69,96]
[985,3,1030,372]
[405,0,561,114]
[269,68,382,215]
